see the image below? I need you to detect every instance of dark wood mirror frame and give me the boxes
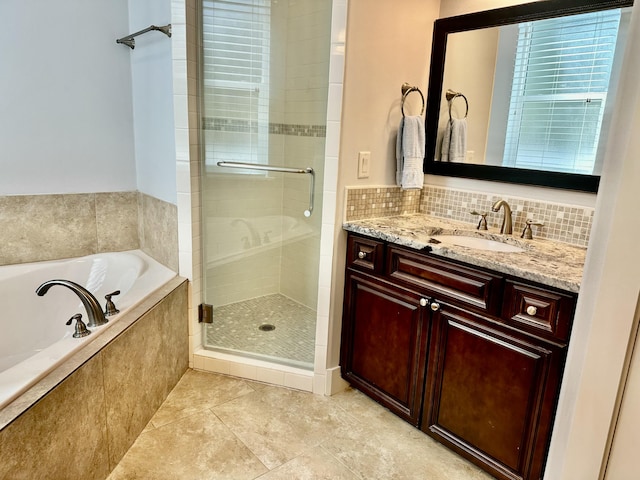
[423,0,633,193]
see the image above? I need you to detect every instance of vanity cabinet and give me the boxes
[341,233,576,480]
[341,272,429,425]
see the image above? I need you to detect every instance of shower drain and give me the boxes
[258,324,276,332]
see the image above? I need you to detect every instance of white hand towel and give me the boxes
[441,117,467,162]
[396,115,425,190]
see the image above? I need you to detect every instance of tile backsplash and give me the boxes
[345,185,594,247]
[345,187,422,221]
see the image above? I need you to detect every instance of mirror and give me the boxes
[424,0,633,192]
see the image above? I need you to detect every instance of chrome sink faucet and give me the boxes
[36,279,108,328]
[491,199,513,234]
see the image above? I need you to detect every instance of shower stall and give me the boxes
[199,0,332,369]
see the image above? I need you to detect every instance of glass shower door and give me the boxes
[199,0,332,369]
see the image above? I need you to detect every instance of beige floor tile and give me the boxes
[212,385,358,469]
[149,369,256,428]
[257,446,359,480]
[109,371,495,480]
[322,390,494,480]
[107,410,268,480]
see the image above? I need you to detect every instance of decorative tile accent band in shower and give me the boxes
[202,117,326,138]
[420,185,594,247]
[345,186,422,221]
[344,185,593,247]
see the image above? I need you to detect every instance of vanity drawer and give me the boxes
[387,246,503,314]
[501,281,576,343]
[347,234,385,273]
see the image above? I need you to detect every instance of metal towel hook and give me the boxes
[401,83,425,117]
[116,24,172,50]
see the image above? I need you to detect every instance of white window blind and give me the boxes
[202,0,270,168]
[502,9,621,174]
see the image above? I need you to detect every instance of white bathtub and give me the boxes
[0,250,176,410]
[205,215,315,267]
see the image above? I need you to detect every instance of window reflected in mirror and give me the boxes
[425,0,634,191]
[436,7,631,176]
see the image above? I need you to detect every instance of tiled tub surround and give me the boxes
[345,185,594,248]
[344,214,586,293]
[0,278,188,480]
[0,250,177,410]
[0,191,178,270]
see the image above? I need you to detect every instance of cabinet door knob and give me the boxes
[430,302,441,312]
[419,298,429,307]
[358,251,366,259]
[526,305,538,316]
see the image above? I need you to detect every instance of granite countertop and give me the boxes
[343,214,587,293]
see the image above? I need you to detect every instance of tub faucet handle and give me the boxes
[66,313,92,338]
[104,290,121,316]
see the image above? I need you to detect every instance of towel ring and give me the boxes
[401,83,425,117]
[445,89,468,120]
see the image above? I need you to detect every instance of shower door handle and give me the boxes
[217,161,315,217]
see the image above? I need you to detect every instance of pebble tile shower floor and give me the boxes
[205,294,316,368]
[107,369,495,479]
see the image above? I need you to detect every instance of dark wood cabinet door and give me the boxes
[423,305,565,480]
[341,272,430,425]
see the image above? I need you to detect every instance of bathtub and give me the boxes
[0,250,176,410]
[205,215,315,267]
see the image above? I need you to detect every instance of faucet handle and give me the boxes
[470,211,488,230]
[104,290,121,316]
[66,313,92,338]
[521,219,544,239]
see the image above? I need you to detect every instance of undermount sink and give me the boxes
[431,235,525,253]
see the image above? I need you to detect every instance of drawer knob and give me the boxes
[526,305,538,316]
[358,251,366,259]
[419,298,429,307]
[430,302,441,312]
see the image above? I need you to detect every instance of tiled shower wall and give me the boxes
[200,0,332,311]
[0,192,179,269]
[345,185,594,248]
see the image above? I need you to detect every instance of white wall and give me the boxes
[129,0,177,205]
[0,0,136,195]
[546,4,640,476]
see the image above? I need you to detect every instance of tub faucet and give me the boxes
[231,219,261,247]
[491,199,513,235]
[36,279,108,328]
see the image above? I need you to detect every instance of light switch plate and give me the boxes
[358,151,371,179]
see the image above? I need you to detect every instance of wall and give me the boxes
[0,0,136,195]
[0,192,139,266]
[438,27,499,163]
[330,0,440,374]
[129,0,178,205]
[280,0,332,308]
[545,4,640,476]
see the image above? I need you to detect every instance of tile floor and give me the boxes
[107,369,494,480]
[205,294,316,369]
